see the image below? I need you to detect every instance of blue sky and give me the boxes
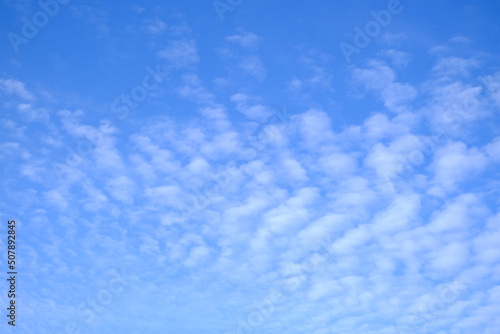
[1,0,500,333]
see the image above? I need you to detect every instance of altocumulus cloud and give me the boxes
[1,1,500,333]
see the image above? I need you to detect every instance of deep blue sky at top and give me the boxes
[2,0,499,125]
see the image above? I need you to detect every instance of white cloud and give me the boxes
[352,60,417,112]
[295,109,335,147]
[238,55,267,81]
[143,17,168,34]
[230,93,273,121]
[480,70,500,108]
[426,241,470,278]
[431,57,479,79]
[157,39,200,68]
[226,30,260,48]
[378,49,411,67]
[0,78,35,100]
[429,142,488,194]
[4,13,500,333]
